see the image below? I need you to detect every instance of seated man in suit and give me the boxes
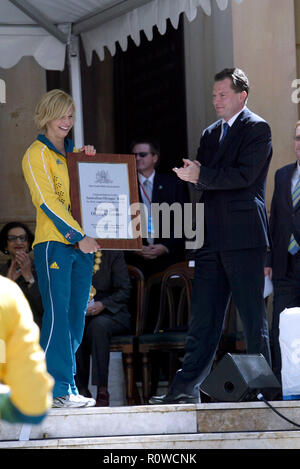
[265,121,300,388]
[125,138,190,280]
[150,67,273,404]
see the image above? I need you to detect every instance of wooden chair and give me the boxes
[142,261,194,331]
[138,261,194,403]
[138,261,236,403]
[142,270,165,332]
[109,265,145,405]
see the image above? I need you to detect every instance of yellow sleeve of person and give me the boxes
[0,275,53,424]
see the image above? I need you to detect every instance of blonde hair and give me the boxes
[34,89,75,131]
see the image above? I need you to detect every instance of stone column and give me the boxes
[231,0,299,208]
[0,57,46,262]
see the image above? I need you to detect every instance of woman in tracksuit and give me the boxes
[22,89,100,408]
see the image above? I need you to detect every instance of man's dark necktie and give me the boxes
[219,122,229,145]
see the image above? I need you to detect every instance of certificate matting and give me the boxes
[67,152,142,250]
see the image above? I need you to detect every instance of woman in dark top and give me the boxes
[75,250,131,407]
[0,222,43,328]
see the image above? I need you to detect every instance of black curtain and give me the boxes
[113,16,188,172]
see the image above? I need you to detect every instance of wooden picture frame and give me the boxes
[67,152,142,250]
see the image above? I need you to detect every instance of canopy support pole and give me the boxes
[8,0,67,44]
[68,36,84,149]
[73,0,153,34]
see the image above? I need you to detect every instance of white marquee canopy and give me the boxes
[0,0,243,145]
[0,0,243,69]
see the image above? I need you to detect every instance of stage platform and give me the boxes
[1,400,300,449]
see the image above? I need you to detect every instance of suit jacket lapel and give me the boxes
[201,122,222,167]
[209,108,249,167]
[152,172,164,202]
[284,163,297,211]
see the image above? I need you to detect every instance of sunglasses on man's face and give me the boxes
[133,152,153,158]
[7,235,27,242]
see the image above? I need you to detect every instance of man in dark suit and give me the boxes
[125,138,190,280]
[265,121,300,386]
[150,67,273,404]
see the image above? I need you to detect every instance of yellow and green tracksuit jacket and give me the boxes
[0,275,53,423]
[22,134,85,247]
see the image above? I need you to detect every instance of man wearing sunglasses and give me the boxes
[0,222,43,329]
[125,138,189,281]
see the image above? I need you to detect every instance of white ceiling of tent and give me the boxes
[0,0,243,70]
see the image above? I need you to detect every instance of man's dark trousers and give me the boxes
[170,246,271,396]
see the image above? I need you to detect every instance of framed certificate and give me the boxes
[67,152,142,250]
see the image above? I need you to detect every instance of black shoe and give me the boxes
[78,387,92,398]
[149,392,200,405]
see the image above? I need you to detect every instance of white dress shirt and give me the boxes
[138,170,155,204]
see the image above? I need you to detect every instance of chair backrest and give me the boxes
[127,264,145,336]
[142,270,164,332]
[153,262,194,334]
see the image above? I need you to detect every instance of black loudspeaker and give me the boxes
[200,353,281,402]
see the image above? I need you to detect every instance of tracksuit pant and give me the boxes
[34,241,93,398]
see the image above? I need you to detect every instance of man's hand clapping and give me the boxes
[173,158,201,184]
